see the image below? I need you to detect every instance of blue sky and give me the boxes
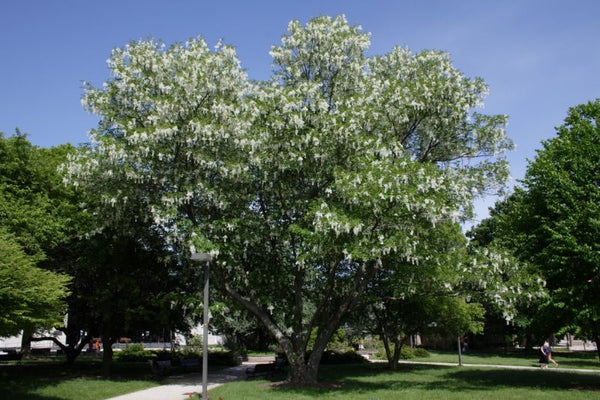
[1,0,599,223]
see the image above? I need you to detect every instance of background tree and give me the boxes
[467,191,550,348]
[0,131,85,354]
[358,223,482,370]
[469,99,600,358]
[524,100,600,354]
[79,230,194,376]
[0,229,71,337]
[0,132,191,370]
[0,132,82,259]
[358,221,540,369]
[65,16,514,384]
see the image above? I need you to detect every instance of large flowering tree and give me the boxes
[66,16,515,384]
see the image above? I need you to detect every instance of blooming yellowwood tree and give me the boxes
[65,16,517,384]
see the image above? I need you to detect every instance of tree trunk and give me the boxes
[379,328,402,370]
[223,282,337,385]
[383,337,402,371]
[391,339,401,370]
[30,332,90,365]
[524,331,535,351]
[593,320,600,362]
[101,337,114,377]
[288,357,319,385]
[221,259,379,386]
[20,327,33,359]
[380,332,393,370]
[66,333,91,365]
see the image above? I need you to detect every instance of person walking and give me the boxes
[540,340,559,369]
[539,341,549,369]
[546,343,559,368]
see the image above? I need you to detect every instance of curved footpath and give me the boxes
[106,360,600,400]
[106,364,249,400]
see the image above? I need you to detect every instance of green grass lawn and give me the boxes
[412,349,600,370]
[3,351,600,400]
[210,363,600,400]
[0,356,159,400]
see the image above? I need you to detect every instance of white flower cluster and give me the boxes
[64,16,513,281]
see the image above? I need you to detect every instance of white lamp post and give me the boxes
[191,252,212,400]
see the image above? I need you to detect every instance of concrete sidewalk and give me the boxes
[105,364,249,400]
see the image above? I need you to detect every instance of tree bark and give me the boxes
[288,358,319,385]
[381,333,402,371]
[101,332,115,377]
[380,329,393,369]
[20,327,33,359]
[391,338,401,370]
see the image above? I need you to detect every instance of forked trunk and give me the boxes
[222,259,378,386]
[380,330,402,370]
[281,335,327,385]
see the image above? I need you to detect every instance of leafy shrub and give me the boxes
[184,335,203,355]
[375,345,427,360]
[209,350,241,366]
[154,350,179,361]
[115,343,156,362]
[362,336,384,352]
[319,350,367,364]
[151,348,240,366]
[413,347,431,358]
[400,346,415,360]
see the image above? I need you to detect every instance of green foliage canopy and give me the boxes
[470,99,600,349]
[0,229,71,336]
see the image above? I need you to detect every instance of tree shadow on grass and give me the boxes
[261,363,600,397]
[0,361,158,400]
[443,368,600,392]
[262,364,447,396]
[1,375,69,400]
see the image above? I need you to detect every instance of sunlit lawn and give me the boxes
[412,349,600,370]
[210,363,600,400]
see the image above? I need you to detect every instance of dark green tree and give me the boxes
[470,99,600,358]
[357,222,536,369]
[0,131,84,354]
[524,100,600,355]
[0,229,71,337]
[1,132,192,371]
